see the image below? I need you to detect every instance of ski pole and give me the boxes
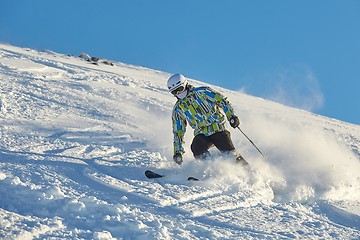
[237,127,266,159]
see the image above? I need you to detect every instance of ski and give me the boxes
[187,176,199,181]
[145,170,164,179]
[145,170,199,181]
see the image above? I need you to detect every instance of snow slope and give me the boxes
[0,43,359,239]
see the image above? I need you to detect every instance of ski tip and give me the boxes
[145,170,164,179]
[187,176,199,181]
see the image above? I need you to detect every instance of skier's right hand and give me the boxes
[229,116,240,128]
[173,153,183,165]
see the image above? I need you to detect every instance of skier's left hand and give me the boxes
[229,116,240,128]
[173,153,183,165]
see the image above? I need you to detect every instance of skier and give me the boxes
[167,73,248,166]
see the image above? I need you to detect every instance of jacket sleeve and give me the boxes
[205,87,236,120]
[172,106,187,154]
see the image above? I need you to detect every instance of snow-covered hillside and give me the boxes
[0,43,359,239]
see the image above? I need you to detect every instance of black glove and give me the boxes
[229,116,240,128]
[173,153,183,165]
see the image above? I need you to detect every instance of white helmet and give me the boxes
[167,74,188,95]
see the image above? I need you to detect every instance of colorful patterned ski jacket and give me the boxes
[172,85,236,154]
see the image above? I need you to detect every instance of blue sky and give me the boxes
[1,1,359,125]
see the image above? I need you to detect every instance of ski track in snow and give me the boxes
[0,44,359,239]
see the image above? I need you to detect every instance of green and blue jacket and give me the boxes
[172,85,236,154]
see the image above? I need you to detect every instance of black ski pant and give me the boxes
[190,130,235,159]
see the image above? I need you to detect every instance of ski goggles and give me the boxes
[171,85,186,96]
